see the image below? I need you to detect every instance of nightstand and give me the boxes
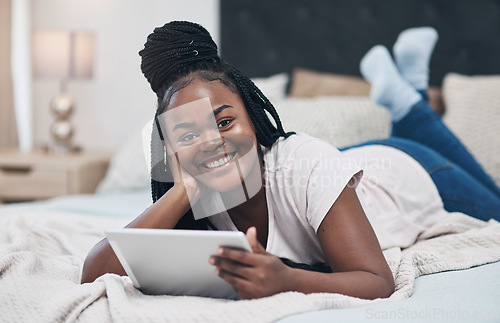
[0,150,110,203]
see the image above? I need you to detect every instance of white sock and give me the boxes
[393,27,438,90]
[360,45,421,121]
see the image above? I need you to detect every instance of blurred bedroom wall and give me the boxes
[31,0,220,151]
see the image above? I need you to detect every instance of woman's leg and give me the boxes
[392,97,500,198]
[360,41,500,199]
[390,27,500,198]
[342,138,500,221]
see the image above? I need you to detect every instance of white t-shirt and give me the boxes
[209,133,447,265]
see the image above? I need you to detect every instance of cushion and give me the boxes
[96,125,151,193]
[251,72,289,103]
[274,96,391,149]
[289,68,370,98]
[442,73,500,186]
[289,67,445,114]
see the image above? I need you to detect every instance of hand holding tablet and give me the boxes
[105,229,252,299]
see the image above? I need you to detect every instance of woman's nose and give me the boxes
[200,129,224,152]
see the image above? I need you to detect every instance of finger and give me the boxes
[216,247,262,266]
[211,256,253,279]
[166,151,183,183]
[216,268,255,298]
[164,143,181,182]
[174,152,184,182]
[246,227,266,254]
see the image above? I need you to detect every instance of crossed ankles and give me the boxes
[360,27,438,121]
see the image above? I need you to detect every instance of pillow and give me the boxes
[289,67,445,114]
[289,68,371,98]
[96,125,151,193]
[442,73,500,186]
[274,96,391,149]
[251,73,289,103]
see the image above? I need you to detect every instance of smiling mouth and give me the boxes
[200,152,237,169]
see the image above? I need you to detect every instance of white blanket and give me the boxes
[0,208,499,322]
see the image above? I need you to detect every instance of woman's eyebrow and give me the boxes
[212,105,233,117]
[173,122,196,131]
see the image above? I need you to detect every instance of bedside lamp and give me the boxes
[32,30,95,153]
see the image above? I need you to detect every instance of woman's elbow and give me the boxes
[372,272,395,300]
[80,239,112,284]
[81,252,99,284]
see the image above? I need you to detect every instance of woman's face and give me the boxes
[159,77,260,194]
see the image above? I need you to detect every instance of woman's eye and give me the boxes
[180,133,197,142]
[218,119,232,128]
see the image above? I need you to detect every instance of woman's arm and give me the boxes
[80,185,191,284]
[211,179,395,299]
[289,180,394,299]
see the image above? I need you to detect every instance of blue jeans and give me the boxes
[342,93,500,222]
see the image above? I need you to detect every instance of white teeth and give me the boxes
[204,154,234,169]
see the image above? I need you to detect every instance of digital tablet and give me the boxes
[105,228,251,299]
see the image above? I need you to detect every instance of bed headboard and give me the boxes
[220,0,500,86]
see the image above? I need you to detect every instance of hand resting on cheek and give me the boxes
[165,140,208,206]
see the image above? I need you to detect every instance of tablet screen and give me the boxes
[105,229,251,299]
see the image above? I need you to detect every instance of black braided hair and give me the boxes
[140,21,220,95]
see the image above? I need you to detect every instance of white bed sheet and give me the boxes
[280,261,500,323]
[3,188,152,219]
[1,190,499,322]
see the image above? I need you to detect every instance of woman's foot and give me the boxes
[393,27,438,91]
[360,45,421,121]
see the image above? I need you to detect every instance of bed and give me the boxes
[2,89,500,323]
[1,172,499,322]
[2,1,500,322]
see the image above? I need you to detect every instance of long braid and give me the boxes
[150,111,170,204]
[232,69,291,146]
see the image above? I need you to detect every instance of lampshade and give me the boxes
[32,30,95,80]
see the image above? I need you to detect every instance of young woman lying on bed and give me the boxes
[81,21,500,299]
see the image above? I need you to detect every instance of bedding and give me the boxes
[442,73,500,187]
[274,96,391,149]
[251,72,290,103]
[289,67,445,114]
[1,190,499,322]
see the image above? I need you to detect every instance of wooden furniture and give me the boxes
[0,150,110,203]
